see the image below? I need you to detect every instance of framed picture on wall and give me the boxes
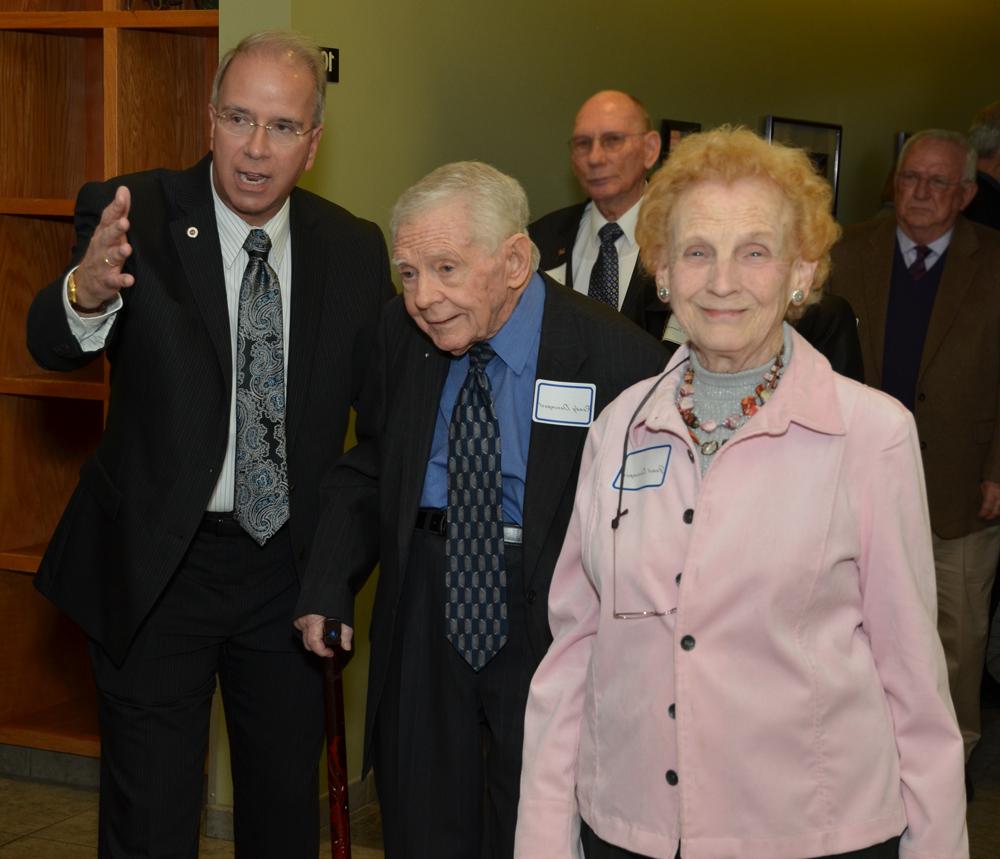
[763,116,843,215]
[895,131,912,157]
[659,119,702,164]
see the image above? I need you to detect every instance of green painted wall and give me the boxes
[214,0,1000,798]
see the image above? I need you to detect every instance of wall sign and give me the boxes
[320,47,339,83]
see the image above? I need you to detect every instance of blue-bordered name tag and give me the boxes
[612,444,672,491]
[532,380,596,427]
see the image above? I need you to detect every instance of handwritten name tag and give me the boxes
[532,380,596,427]
[612,444,672,491]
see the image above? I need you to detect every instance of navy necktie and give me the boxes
[588,221,624,308]
[234,229,289,545]
[445,341,508,670]
[909,245,931,280]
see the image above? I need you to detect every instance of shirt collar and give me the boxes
[896,224,953,260]
[211,164,292,272]
[585,192,643,250]
[485,272,545,376]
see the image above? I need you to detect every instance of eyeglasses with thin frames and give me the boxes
[896,171,969,194]
[214,110,316,146]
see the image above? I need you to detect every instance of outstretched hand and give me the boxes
[72,185,134,312]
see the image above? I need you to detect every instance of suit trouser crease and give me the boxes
[90,522,324,859]
[373,529,534,859]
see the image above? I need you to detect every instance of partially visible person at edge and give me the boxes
[26,30,393,858]
[514,127,967,859]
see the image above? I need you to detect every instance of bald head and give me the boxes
[570,90,661,220]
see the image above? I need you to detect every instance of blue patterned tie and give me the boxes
[588,221,624,308]
[445,341,508,670]
[234,229,289,545]
[909,244,931,280]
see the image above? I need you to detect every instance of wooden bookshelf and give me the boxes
[0,0,217,759]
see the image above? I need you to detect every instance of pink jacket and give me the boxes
[515,331,967,859]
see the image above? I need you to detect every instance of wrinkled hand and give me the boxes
[294,613,354,657]
[979,480,1000,520]
[72,185,134,311]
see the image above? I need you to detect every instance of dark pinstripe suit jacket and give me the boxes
[296,276,667,768]
[529,201,667,339]
[27,155,393,665]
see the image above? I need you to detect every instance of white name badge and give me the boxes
[612,444,672,491]
[532,380,596,427]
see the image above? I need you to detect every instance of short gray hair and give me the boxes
[212,30,326,127]
[391,161,540,270]
[898,129,977,183]
[969,101,1000,159]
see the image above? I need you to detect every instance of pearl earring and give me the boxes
[657,285,670,301]
[791,288,805,305]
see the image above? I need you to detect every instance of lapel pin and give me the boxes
[186,226,199,238]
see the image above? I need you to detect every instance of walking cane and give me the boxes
[323,618,351,859]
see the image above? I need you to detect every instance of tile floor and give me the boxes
[0,707,997,858]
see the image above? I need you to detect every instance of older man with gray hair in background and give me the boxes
[827,129,1000,794]
[966,100,1000,230]
[295,161,666,857]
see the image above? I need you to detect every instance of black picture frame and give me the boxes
[659,119,702,164]
[763,115,843,215]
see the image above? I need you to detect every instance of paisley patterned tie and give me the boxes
[234,228,289,545]
[588,221,624,308]
[445,342,508,670]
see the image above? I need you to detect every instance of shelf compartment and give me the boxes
[0,371,107,399]
[0,28,103,198]
[0,569,98,757]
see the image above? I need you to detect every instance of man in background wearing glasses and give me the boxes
[827,129,1000,794]
[529,91,666,339]
[27,30,392,858]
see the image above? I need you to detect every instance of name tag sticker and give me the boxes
[612,444,672,491]
[532,380,597,427]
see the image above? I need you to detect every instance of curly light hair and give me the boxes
[636,125,841,320]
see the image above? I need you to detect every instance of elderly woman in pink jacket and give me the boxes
[514,127,967,859]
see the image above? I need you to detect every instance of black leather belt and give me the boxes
[200,511,246,536]
[415,507,523,545]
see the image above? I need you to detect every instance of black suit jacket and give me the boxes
[296,276,667,767]
[965,171,1000,231]
[529,201,668,340]
[27,155,393,665]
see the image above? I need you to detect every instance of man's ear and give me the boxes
[642,130,663,171]
[505,233,534,288]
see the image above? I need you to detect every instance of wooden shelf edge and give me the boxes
[0,198,75,217]
[0,543,46,574]
[0,10,217,31]
[0,375,107,400]
[0,700,100,759]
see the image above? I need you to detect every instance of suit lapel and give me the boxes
[165,157,231,390]
[860,220,896,382]
[522,283,588,588]
[285,191,325,450]
[396,332,449,577]
[919,219,979,378]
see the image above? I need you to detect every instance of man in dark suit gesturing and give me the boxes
[27,31,392,859]
[295,161,666,857]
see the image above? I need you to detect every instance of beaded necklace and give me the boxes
[677,351,784,456]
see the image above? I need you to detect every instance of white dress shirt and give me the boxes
[64,166,294,512]
[570,197,642,311]
[896,226,953,272]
